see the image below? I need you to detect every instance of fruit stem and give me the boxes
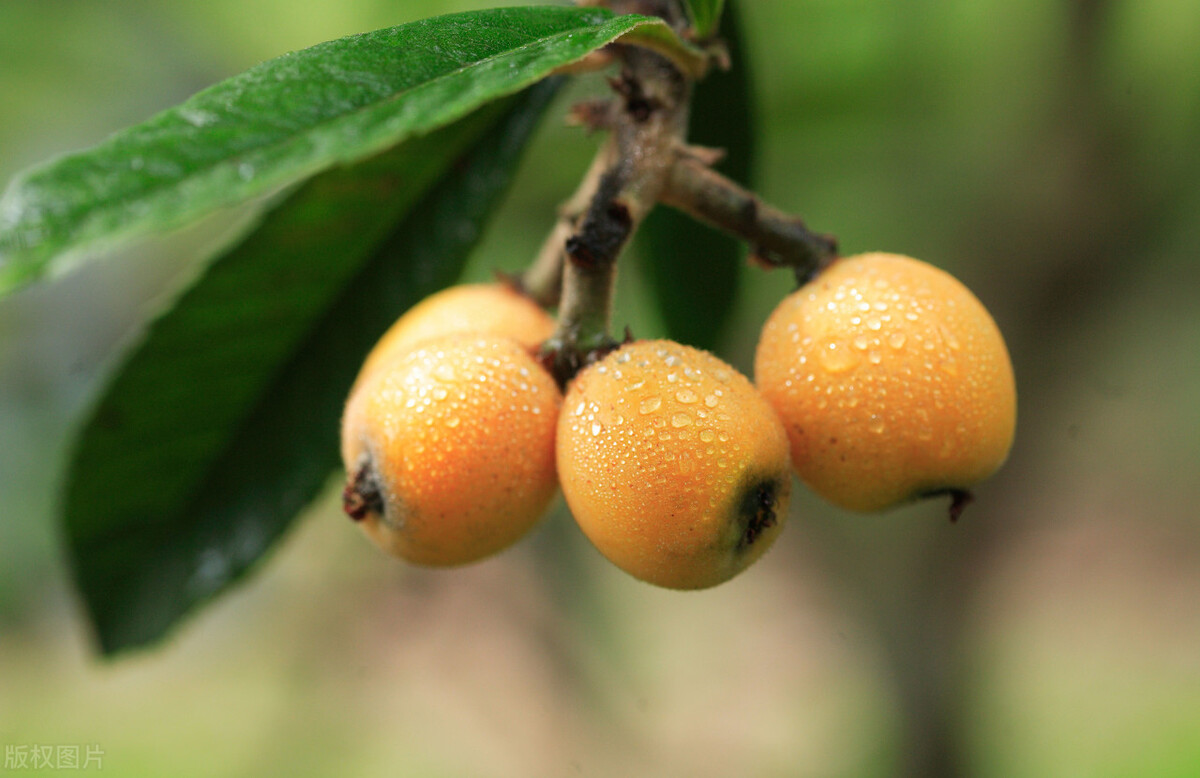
[536,0,836,384]
[520,138,618,308]
[544,41,693,383]
[659,155,839,283]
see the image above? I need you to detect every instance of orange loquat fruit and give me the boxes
[341,333,561,565]
[754,252,1016,512]
[557,340,792,589]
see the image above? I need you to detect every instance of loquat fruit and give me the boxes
[557,340,792,589]
[754,252,1016,513]
[353,283,555,392]
[341,333,561,565]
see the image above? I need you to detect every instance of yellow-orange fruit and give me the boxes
[557,340,792,589]
[341,334,561,565]
[354,283,555,390]
[754,252,1016,512]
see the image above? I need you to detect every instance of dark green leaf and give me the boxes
[0,7,699,295]
[682,0,725,39]
[639,0,754,350]
[63,80,561,655]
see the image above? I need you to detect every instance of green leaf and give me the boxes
[639,0,754,350]
[0,6,699,296]
[63,80,561,655]
[682,0,725,39]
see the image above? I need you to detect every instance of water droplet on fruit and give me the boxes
[817,340,860,373]
[639,396,662,414]
[676,389,698,404]
[671,413,693,428]
[940,324,962,351]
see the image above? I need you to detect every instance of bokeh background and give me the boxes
[2,1,1199,776]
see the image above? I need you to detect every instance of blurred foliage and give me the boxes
[2,0,1199,776]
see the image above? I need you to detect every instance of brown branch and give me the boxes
[660,154,839,283]
[542,43,693,384]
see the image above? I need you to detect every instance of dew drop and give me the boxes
[434,364,455,381]
[446,416,460,428]
[699,430,715,443]
[817,340,861,373]
[868,416,886,434]
[853,335,870,350]
[940,324,962,351]
[591,423,602,436]
[676,389,698,404]
[868,351,883,365]
[704,394,719,408]
[639,396,662,414]
[888,333,907,349]
[671,413,693,428]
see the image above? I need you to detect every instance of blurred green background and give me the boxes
[2,0,1199,776]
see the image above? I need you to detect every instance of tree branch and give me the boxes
[660,154,838,283]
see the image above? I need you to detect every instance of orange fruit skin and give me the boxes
[354,283,555,392]
[341,334,561,566]
[754,252,1016,512]
[557,340,793,590]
